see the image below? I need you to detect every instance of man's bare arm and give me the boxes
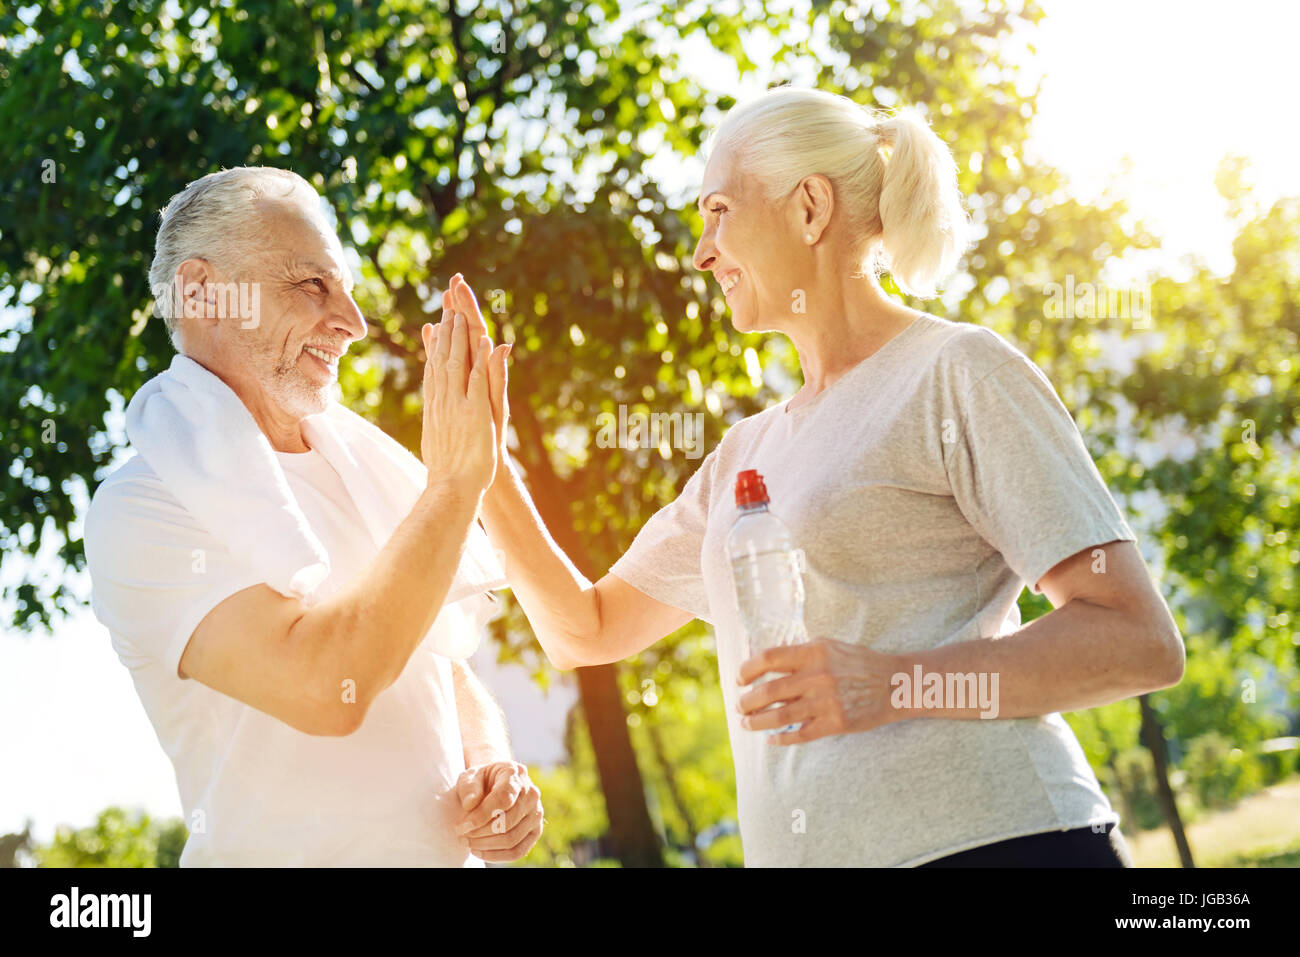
[451,659,512,766]
[179,313,509,736]
[182,478,482,735]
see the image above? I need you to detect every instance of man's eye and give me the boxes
[305,278,326,291]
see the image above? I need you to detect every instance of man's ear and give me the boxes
[175,257,219,324]
[795,173,834,243]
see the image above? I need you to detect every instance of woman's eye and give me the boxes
[711,205,727,215]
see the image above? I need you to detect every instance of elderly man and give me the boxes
[83,166,542,866]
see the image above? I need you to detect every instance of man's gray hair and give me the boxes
[148,166,316,350]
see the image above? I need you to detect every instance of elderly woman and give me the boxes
[449,86,1184,867]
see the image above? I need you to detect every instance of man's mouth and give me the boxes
[302,344,341,372]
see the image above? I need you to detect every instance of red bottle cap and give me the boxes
[734,469,769,507]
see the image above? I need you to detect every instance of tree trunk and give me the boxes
[574,664,664,867]
[508,400,663,867]
[645,717,708,866]
[1139,694,1195,868]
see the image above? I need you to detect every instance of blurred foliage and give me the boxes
[2,0,1296,864]
[1181,732,1264,811]
[35,807,187,868]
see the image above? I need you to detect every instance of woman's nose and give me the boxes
[693,236,716,272]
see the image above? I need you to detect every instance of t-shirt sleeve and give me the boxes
[944,353,1138,595]
[84,473,270,679]
[608,448,718,623]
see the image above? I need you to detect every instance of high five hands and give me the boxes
[418,273,511,493]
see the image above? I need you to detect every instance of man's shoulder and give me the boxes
[85,453,203,558]
[88,454,171,519]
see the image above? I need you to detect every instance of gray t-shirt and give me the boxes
[610,312,1137,866]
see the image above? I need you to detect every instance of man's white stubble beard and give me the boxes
[267,352,336,418]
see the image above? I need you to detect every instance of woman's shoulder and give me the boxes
[920,314,1042,392]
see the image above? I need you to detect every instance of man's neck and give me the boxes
[184,351,310,452]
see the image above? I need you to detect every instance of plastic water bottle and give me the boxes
[726,469,807,734]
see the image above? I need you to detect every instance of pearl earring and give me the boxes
[805,232,814,243]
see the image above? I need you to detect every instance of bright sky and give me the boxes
[1025,0,1300,278]
[4,0,1299,844]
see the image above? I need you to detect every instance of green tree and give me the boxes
[4,0,1294,866]
[35,807,187,868]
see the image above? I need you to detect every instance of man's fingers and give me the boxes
[465,810,539,851]
[456,771,524,834]
[447,309,472,396]
[452,273,489,339]
[430,319,448,401]
[472,824,543,863]
[456,767,488,814]
[462,784,539,839]
[449,275,489,360]
[422,323,434,398]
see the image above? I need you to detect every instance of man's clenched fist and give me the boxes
[453,761,544,863]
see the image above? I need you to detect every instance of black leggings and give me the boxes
[917,823,1134,867]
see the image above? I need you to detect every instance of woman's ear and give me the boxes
[795,173,834,244]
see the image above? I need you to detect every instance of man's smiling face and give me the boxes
[212,193,368,420]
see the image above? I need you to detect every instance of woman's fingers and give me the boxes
[469,335,492,413]
[488,343,509,440]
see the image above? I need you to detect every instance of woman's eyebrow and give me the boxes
[697,191,723,212]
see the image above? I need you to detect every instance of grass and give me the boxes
[1127,776,1300,867]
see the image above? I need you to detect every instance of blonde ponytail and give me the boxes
[875,111,969,297]
[709,88,969,298]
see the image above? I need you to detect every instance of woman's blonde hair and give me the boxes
[708,87,969,298]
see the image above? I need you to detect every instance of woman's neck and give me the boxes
[783,277,921,406]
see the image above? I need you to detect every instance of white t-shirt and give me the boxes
[610,313,1138,867]
[84,446,482,867]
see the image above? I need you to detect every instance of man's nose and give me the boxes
[333,292,368,343]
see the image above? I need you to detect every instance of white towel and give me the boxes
[124,353,507,658]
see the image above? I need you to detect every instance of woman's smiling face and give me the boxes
[692,145,801,334]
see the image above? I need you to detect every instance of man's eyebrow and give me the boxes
[291,259,353,291]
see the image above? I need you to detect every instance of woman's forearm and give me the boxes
[477,458,602,667]
[888,598,1183,721]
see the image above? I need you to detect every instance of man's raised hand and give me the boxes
[445,274,510,468]
[419,306,506,495]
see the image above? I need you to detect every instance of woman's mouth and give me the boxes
[720,272,741,296]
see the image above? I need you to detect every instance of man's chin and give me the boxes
[270,379,334,420]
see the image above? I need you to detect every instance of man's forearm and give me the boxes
[452,661,512,766]
[477,459,601,660]
[290,478,482,714]
[888,598,1181,721]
